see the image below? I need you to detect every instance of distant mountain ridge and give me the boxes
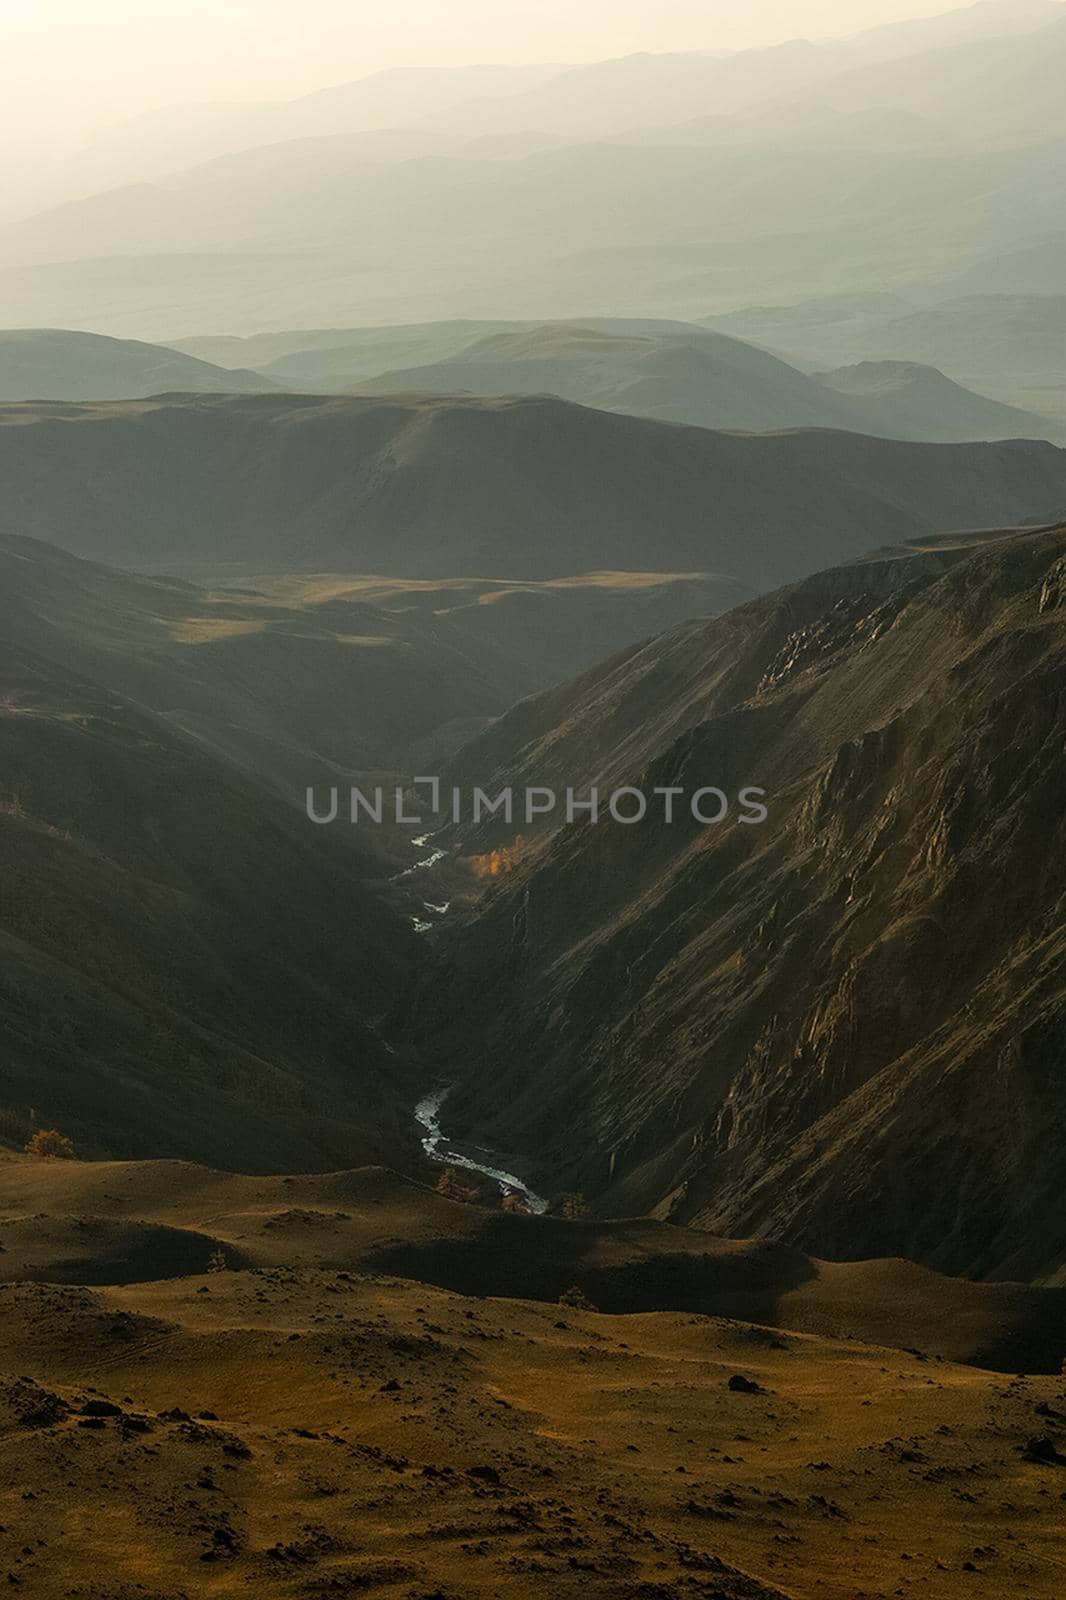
[344,321,1055,442]
[0,328,273,400]
[3,6,1066,336]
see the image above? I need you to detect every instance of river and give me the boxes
[414,1086,548,1215]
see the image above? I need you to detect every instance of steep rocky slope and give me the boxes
[417,525,1066,1282]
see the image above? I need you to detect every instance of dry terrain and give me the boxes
[1,1156,1064,1599]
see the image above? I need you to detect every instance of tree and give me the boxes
[24,1128,76,1160]
[558,1284,597,1312]
[435,1167,480,1205]
[207,1248,229,1274]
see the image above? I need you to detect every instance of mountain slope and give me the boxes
[0,611,419,1171]
[0,534,743,788]
[0,328,273,400]
[416,524,1066,1282]
[3,392,1066,587]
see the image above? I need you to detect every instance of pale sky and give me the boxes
[0,0,998,153]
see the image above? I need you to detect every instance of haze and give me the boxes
[3,0,1000,151]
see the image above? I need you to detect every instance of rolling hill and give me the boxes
[414,522,1066,1283]
[3,392,1066,588]
[346,321,1054,441]
[0,327,273,400]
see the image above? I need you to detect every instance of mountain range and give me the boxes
[2,3,1065,339]
[3,321,1054,443]
[343,321,1054,442]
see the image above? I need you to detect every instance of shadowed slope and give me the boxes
[3,393,1066,586]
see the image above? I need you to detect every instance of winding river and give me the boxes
[414,1086,548,1215]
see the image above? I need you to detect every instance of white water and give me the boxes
[398,847,447,879]
[414,1086,549,1215]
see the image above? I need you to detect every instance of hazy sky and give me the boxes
[0,0,993,152]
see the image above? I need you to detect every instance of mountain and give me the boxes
[16,1,1053,216]
[347,323,858,430]
[4,127,1061,338]
[423,4,1065,142]
[0,327,273,400]
[346,321,1054,441]
[414,523,1066,1283]
[235,320,524,388]
[814,358,1053,441]
[709,293,1066,425]
[4,392,1066,588]
[4,64,566,218]
[0,627,418,1174]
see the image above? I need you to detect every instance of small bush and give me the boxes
[555,1191,590,1220]
[24,1128,76,1160]
[207,1248,229,1274]
[558,1284,597,1312]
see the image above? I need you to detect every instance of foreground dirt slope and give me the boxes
[2,1264,1066,1599]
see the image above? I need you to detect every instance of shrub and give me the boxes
[24,1128,76,1160]
[558,1284,597,1312]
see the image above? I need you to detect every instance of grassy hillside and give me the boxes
[3,393,1066,587]
[416,524,1066,1281]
